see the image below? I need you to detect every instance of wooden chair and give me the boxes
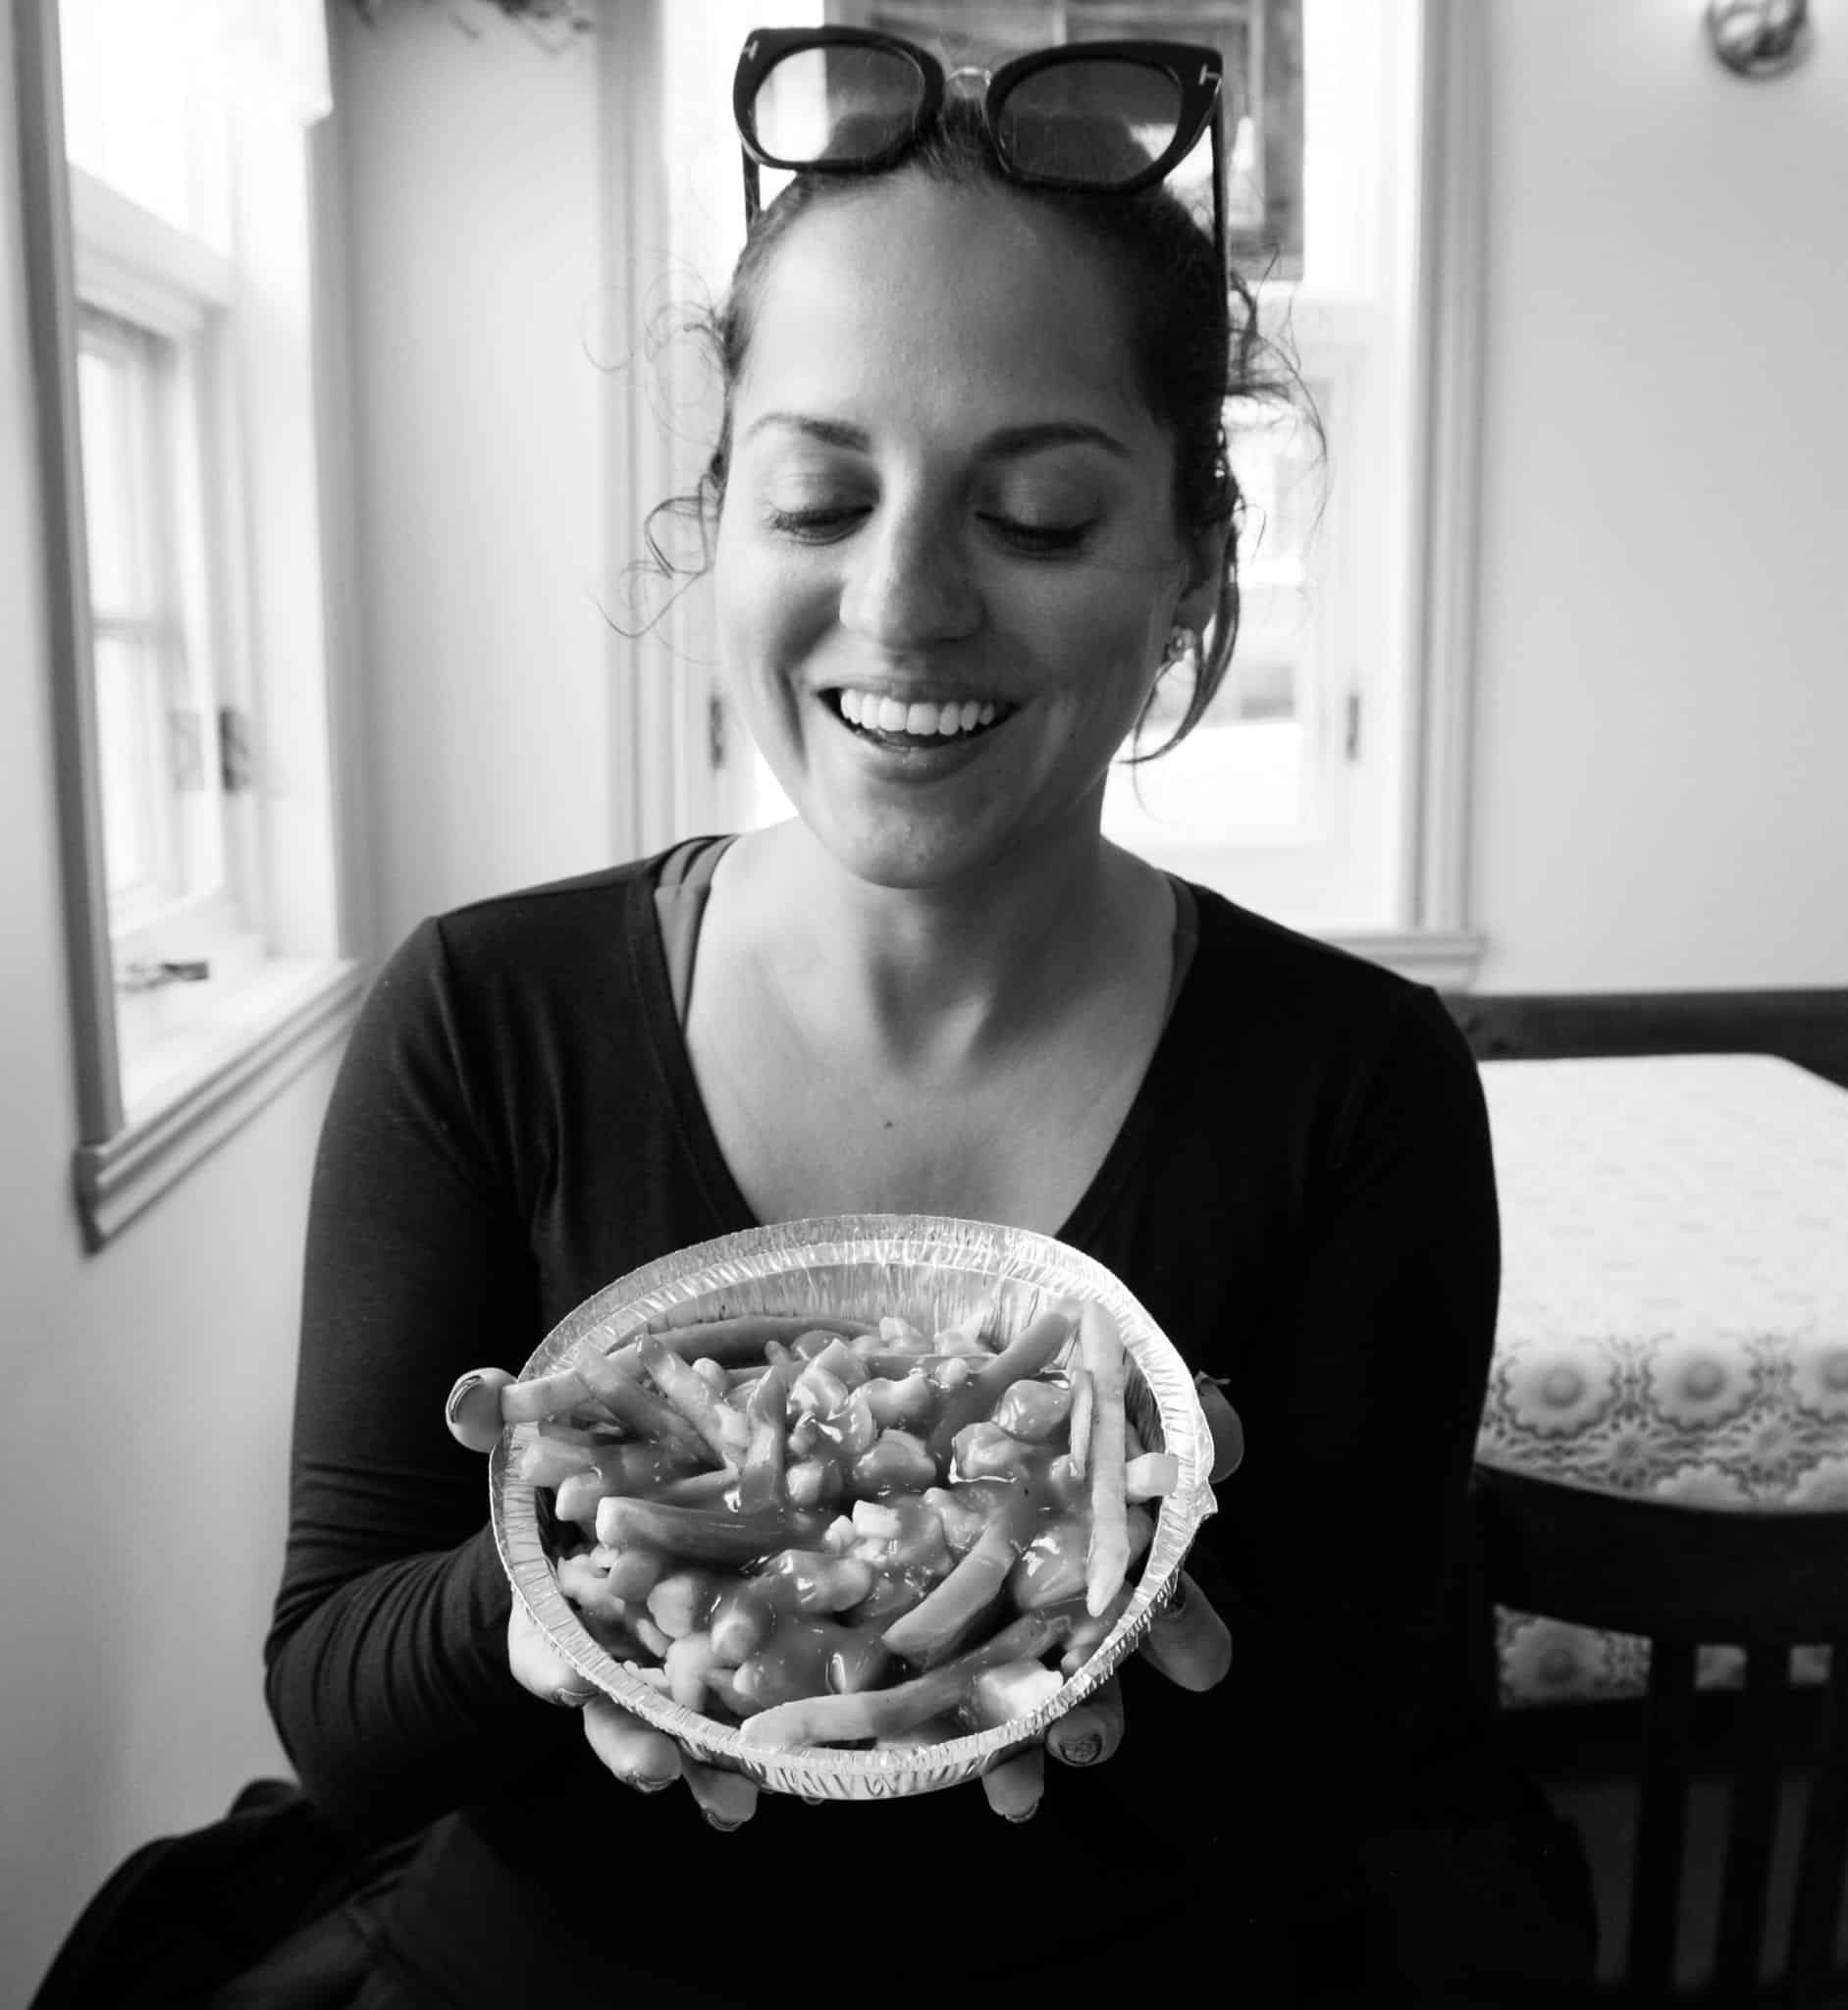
[1474,1461,1848,2006]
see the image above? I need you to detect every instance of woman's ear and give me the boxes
[1176,518,1231,634]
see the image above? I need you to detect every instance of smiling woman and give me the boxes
[249,22,1594,2010]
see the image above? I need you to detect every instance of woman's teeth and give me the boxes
[836,689,1001,738]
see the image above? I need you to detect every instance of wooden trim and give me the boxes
[1324,925,1485,989]
[13,0,123,1142]
[1475,1461,1848,1645]
[1442,987,1848,1091]
[73,961,363,1249]
[1406,0,1487,935]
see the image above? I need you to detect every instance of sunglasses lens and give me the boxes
[753,45,926,165]
[995,58,1185,185]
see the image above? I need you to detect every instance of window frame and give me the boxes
[610,0,1486,988]
[14,0,364,1251]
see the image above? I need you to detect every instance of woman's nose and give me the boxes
[838,507,979,650]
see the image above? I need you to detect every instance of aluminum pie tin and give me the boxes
[491,1214,1220,1801]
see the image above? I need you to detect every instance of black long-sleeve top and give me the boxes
[264,842,1588,2005]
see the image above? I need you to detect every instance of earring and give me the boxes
[1163,624,1201,673]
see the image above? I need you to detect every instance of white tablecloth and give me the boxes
[1473,1054,1848,1704]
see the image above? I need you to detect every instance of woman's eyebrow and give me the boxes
[743,414,1130,460]
[981,421,1130,462]
[745,413,871,450]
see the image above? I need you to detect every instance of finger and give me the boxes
[1194,1373,1244,1482]
[681,1757,760,1832]
[506,1598,597,1707]
[581,1695,683,1793]
[446,1367,513,1453]
[1139,1570,1233,1692]
[980,1743,1045,1824]
[1046,1675,1126,1769]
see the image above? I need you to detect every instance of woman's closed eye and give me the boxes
[979,512,1094,557]
[764,502,1093,557]
[763,502,869,542]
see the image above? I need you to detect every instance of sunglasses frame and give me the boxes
[733,25,1226,271]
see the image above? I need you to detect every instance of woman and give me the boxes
[263,31,1594,2006]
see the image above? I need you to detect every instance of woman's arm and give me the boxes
[1211,985,1502,1852]
[263,921,576,1843]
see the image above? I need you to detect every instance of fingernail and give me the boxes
[632,1773,675,1794]
[1055,1733,1103,1767]
[1003,1803,1039,1825]
[444,1373,483,1426]
[704,1810,745,1831]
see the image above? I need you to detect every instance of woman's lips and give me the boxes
[826,687,1018,754]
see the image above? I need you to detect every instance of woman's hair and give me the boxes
[641,96,1315,759]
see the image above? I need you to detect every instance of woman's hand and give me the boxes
[450,1364,1241,1832]
[977,1372,1241,1822]
[505,1595,761,1829]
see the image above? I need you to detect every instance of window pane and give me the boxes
[76,342,140,612]
[93,631,166,905]
[59,0,233,252]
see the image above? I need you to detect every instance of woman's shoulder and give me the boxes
[1173,877,1472,1098]
[1181,878,1431,1016]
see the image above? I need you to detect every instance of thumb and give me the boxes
[507,1597,597,1708]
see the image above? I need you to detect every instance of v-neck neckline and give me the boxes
[630,837,1202,1249]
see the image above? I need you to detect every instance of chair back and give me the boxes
[1475,1461,1848,2005]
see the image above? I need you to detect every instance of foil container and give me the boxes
[491,1214,1220,1801]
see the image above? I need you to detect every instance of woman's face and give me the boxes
[713,174,1222,892]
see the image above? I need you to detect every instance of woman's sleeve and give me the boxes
[1206,983,1505,1861]
[263,921,576,1843]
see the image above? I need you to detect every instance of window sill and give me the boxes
[1322,927,1486,991]
[75,955,366,1250]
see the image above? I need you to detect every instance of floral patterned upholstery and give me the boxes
[1474,1055,1848,1707]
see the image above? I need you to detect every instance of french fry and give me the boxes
[881,1493,1033,1664]
[643,1313,870,1363]
[1067,1366,1094,1483]
[805,1337,871,1389]
[570,1344,713,1468]
[1080,1301,1130,1618]
[647,1470,737,1508]
[595,1496,823,1566]
[554,1468,617,1527]
[737,1363,794,1513]
[924,1308,1075,1462]
[1060,1584,1134,1675]
[742,1611,1068,1749]
[692,1355,728,1398]
[501,1364,599,1425]
[636,1336,753,1468]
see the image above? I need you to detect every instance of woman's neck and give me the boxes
[713,820,1166,1076]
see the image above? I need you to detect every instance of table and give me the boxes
[1473,1053,1848,1706]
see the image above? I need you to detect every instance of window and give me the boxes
[620,0,1485,981]
[15,0,362,1246]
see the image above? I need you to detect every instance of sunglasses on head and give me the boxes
[732,26,1226,272]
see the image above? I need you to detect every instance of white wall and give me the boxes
[1470,0,1848,991]
[337,1,618,955]
[0,19,335,2004]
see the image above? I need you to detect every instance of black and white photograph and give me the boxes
[4,2,1845,2003]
